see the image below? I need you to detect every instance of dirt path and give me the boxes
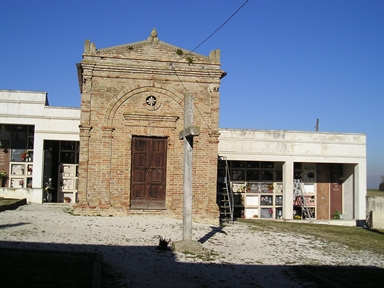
[0,204,383,287]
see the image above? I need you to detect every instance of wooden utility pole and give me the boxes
[178,93,200,240]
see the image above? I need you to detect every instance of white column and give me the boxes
[354,161,367,221]
[342,164,354,219]
[282,159,293,219]
[31,132,44,203]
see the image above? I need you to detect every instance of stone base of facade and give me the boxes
[73,202,220,225]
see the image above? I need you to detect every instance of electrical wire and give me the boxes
[170,64,188,93]
[172,0,249,64]
[189,0,249,55]
[170,0,249,131]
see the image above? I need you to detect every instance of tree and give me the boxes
[379,175,384,192]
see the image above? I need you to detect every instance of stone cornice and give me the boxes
[81,62,223,78]
[1,113,79,121]
[83,69,223,85]
[123,114,179,123]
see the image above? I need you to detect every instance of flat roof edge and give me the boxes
[218,128,366,136]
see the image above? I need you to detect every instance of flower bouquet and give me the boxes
[21,150,29,161]
[0,171,6,179]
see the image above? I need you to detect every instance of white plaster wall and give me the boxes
[0,188,41,203]
[355,161,367,221]
[218,129,366,163]
[366,196,384,230]
[0,90,80,203]
[218,129,367,221]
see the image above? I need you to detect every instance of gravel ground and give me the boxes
[0,203,383,287]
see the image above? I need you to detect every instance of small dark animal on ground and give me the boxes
[157,236,171,250]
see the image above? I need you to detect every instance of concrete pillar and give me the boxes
[354,161,367,222]
[31,131,44,203]
[343,164,354,219]
[283,159,293,219]
[182,93,194,241]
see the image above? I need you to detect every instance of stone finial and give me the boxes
[84,40,96,54]
[147,28,159,43]
[84,40,90,54]
[209,49,220,63]
[90,42,96,53]
[151,28,157,37]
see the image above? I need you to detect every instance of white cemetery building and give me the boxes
[0,90,367,223]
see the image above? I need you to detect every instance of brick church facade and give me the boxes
[74,29,225,223]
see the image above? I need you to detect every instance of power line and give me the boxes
[189,0,249,55]
[170,0,249,131]
[170,64,188,93]
[172,0,249,64]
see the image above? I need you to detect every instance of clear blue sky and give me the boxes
[1,0,383,188]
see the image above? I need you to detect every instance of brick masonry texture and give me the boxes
[74,29,225,223]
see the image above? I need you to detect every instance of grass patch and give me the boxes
[0,197,27,212]
[239,218,384,287]
[63,206,77,216]
[239,219,384,254]
[0,197,21,205]
[367,189,384,196]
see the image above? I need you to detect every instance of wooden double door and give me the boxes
[130,136,167,209]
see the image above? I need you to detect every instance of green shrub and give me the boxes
[332,210,341,219]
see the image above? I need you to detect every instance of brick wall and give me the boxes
[74,30,224,223]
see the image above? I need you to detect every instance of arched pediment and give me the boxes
[104,85,184,127]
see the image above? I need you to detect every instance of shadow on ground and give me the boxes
[0,239,383,288]
[0,198,27,212]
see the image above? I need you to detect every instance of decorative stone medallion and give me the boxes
[146,96,157,106]
[144,95,162,111]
